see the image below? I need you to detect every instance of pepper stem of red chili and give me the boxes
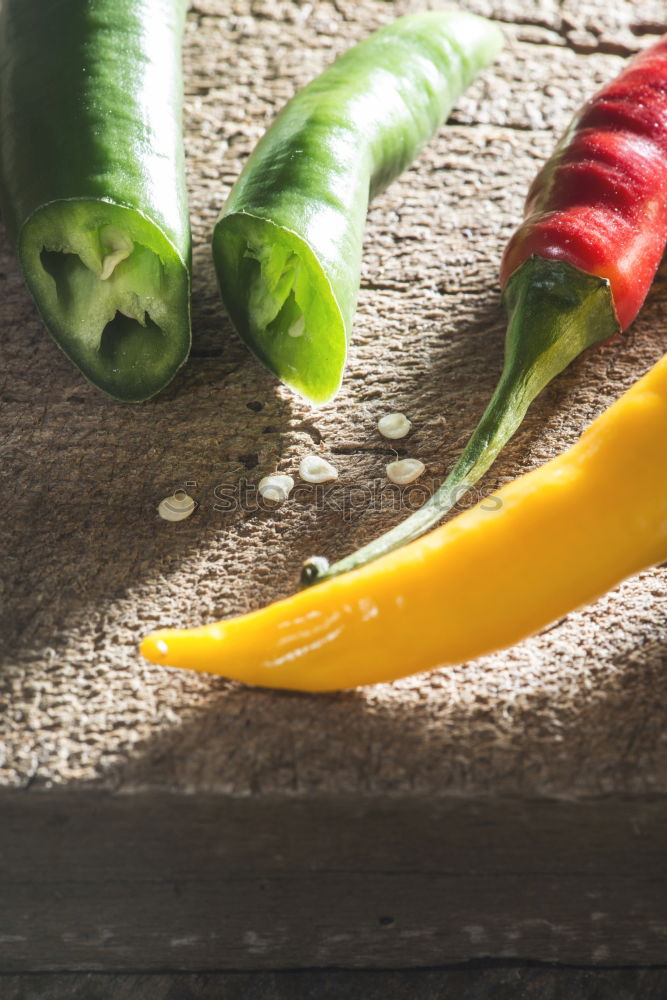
[301,256,619,586]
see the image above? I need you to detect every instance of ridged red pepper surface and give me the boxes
[501,37,667,330]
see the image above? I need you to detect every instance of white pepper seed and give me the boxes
[158,492,196,522]
[298,455,338,483]
[258,474,295,502]
[377,412,412,439]
[386,458,425,485]
[288,315,306,338]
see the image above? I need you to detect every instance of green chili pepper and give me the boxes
[212,11,503,405]
[0,0,191,402]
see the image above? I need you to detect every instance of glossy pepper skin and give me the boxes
[304,36,667,584]
[212,11,502,405]
[141,352,667,692]
[0,0,191,402]
[501,35,667,330]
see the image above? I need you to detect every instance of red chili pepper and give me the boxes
[501,36,667,330]
[303,36,667,587]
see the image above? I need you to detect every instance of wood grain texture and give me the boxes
[1,792,667,970]
[3,967,667,1000]
[1,0,667,970]
[0,967,667,1000]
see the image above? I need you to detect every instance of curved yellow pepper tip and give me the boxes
[140,353,667,693]
[140,634,170,664]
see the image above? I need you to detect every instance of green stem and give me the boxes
[301,256,619,587]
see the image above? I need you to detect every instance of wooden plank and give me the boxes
[1,792,666,970]
[2,0,667,806]
[3,967,667,1000]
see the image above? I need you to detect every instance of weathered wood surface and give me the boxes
[1,793,667,970]
[1,0,667,971]
[3,967,667,1000]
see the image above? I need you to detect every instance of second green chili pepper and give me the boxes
[212,11,503,404]
[0,0,191,402]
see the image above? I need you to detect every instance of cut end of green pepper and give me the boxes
[19,200,190,402]
[213,212,347,406]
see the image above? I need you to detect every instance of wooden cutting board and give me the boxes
[1,0,666,971]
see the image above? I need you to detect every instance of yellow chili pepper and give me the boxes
[141,353,667,692]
